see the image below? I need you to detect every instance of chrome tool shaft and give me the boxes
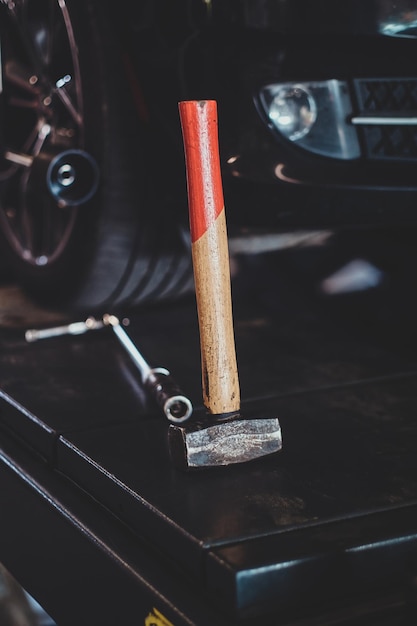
[103,315,192,423]
[25,314,193,423]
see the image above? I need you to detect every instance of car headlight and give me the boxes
[258,80,361,160]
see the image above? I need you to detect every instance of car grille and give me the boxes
[353,78,417,161]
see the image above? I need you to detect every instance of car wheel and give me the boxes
[0,0,192,313]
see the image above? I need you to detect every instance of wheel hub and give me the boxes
[46,149,99,208]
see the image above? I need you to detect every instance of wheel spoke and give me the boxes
[3,59,40,94]
[0,0,19,19]
[53,77,82,126]
[30,121,51,156]
[4,151,33,167]
[13,121,51,259]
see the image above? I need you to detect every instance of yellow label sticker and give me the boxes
[145,607,174,626]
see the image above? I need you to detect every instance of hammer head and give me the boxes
[168,412,282,470]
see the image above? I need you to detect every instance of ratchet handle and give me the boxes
[145,368,193,424]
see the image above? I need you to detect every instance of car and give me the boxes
[1,0,417,312]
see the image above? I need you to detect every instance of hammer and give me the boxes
[168,100,282,469]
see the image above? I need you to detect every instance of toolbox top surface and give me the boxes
[1,249,417,619]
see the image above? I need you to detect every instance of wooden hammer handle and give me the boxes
[179,100,240,415]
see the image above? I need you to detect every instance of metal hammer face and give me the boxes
[169,413,282,470]
[171,100,282,470]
